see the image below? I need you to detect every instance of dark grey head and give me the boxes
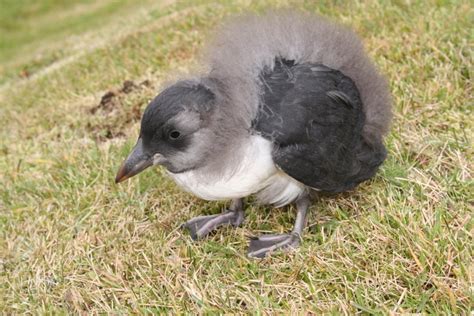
[116,80,216,183]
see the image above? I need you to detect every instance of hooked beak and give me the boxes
[115,138,153,183]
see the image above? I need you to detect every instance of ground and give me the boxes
[0,0,472,314]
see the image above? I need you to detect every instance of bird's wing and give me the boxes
[252,59,386,193]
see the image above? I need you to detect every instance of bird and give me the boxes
[115,11,392,258]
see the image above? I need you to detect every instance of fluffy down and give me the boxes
[204,10,392,143]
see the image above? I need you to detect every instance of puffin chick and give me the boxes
[115,11,392,258]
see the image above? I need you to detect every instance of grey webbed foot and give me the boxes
[247,233,301,258]
[182,210,244,240]
[247,195,310,258]
[182,199,244,240]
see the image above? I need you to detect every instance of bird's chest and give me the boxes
[168,135,306,205]
[168,136,277,200]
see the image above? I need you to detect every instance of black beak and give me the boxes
[115,138,153,183]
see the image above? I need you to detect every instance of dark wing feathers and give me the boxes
[326,90,353,109]
[252,59,386,193]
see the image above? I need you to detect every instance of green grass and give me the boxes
[0,0,472,313]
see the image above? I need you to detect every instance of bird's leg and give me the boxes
[182,198,244,240]
[248,196,310,258]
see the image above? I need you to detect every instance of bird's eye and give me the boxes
[169,130,181,140]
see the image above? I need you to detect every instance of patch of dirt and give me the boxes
[90,90,117,114]
[121,80,137,93]
[87,79,153,142]
[86,122,127,142]
[140,79,151,88]
[90,79,150,114]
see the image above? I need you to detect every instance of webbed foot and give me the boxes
[182,199,244,240]
[247,233,301,258]
[247,196,310,258]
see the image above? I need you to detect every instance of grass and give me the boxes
[0,0,472,313]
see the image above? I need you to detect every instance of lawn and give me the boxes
[0,0,472,313]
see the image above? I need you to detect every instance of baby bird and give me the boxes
[115,11,392,258]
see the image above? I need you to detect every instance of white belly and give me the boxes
[169,135,305,207]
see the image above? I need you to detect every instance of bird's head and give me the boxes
[115,80,216,183]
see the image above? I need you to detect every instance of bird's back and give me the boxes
[252,58,386,192]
